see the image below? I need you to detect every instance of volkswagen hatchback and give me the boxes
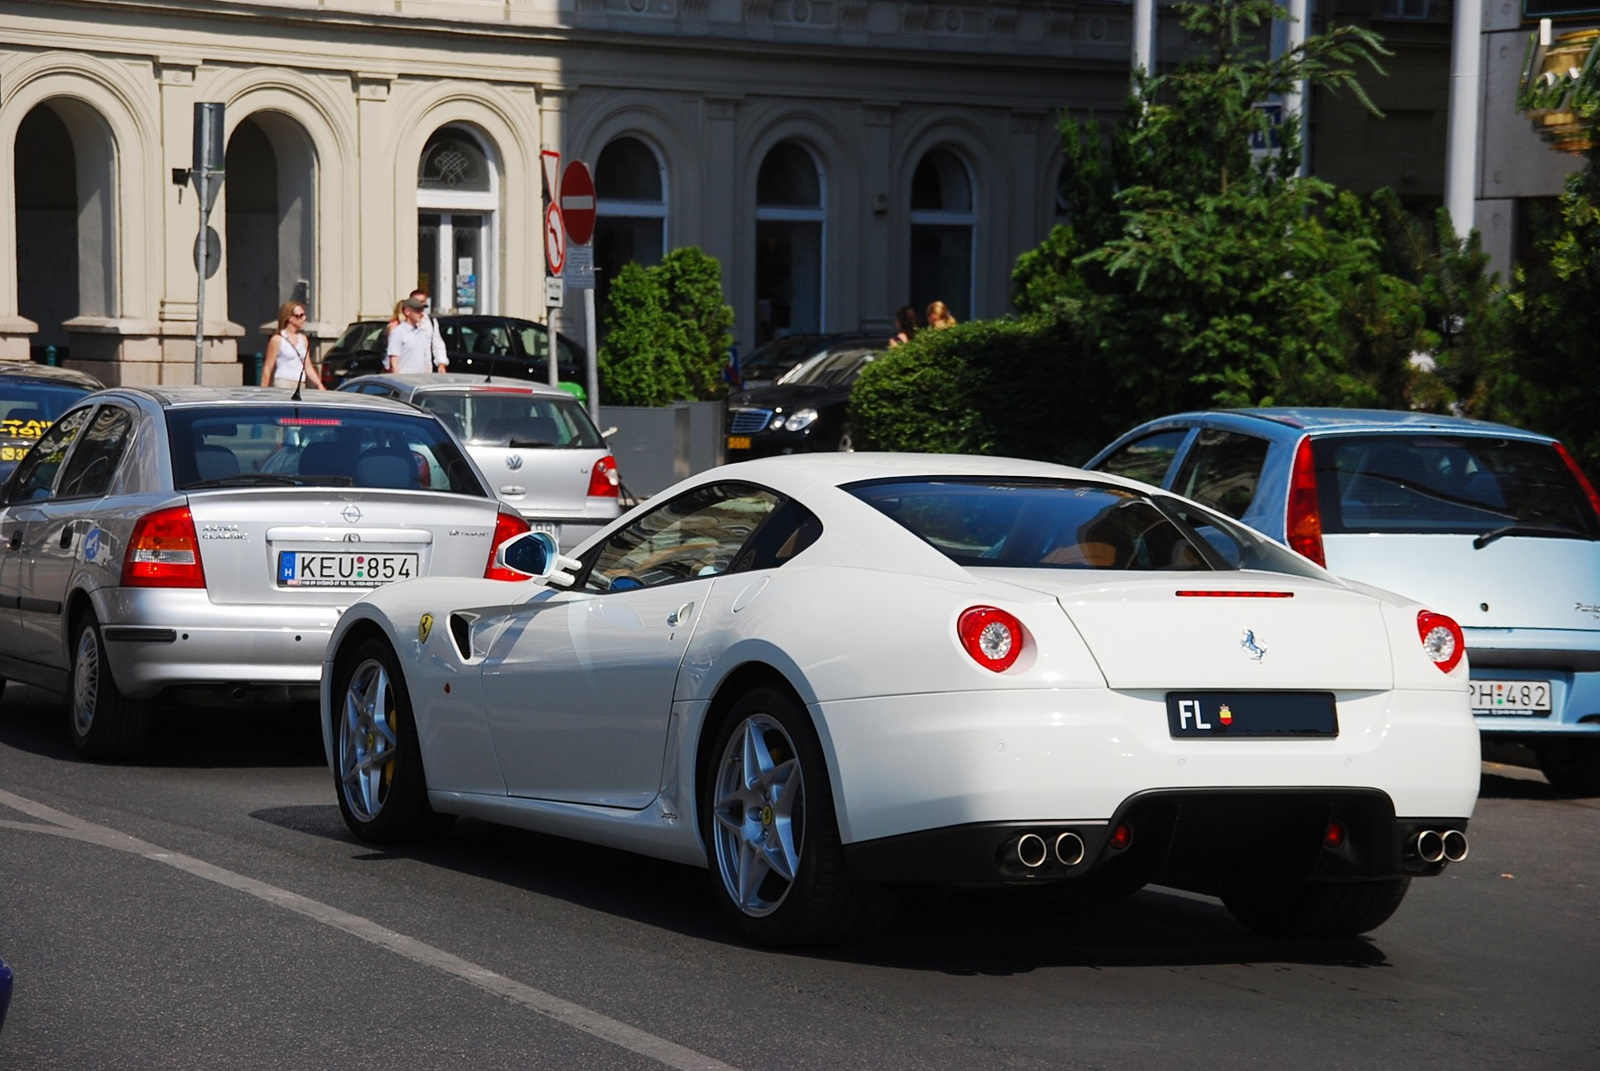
[338,374,620,548]
[1087,409,1600,794]
[0,387,531,759]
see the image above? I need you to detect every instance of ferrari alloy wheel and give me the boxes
[333,638,452,842]
[703,687,895,946]
[1222,877,1411,938]
[68,611,150,761]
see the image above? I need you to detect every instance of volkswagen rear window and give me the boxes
[1311,434,1600,538]
[415,391,604,448]
[845,477,1324,577]
[166,406,487,495]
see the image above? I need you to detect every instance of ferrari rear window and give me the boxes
[1311,434,1600,537]
[845,477,1323,577]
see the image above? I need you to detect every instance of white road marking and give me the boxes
[0,788,741,1071]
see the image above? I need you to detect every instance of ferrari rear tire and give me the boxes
[68,611,150,761]
[702,686,896,947]
[1533,740,1600,797]
[1222,877,1411,938]
[333,637,453,843]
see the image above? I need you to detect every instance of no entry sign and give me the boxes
[560,160,596,246]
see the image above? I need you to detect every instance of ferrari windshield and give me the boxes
[846,477,1325,576]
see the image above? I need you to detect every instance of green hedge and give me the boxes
[851,316,1130,466]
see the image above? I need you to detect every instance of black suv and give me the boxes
[320,316,584,388]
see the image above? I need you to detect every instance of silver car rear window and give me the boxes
[1311,434,1600,538]
[414,389,603,449]
[166,406,486,494]
[845,477,1323,576]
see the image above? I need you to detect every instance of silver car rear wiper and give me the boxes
[1472,522,1600,549]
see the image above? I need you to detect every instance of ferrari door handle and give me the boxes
[59,525,74,549]
[667,601,694,627]
[7,530,19,551]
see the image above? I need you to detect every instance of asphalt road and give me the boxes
[1,684,1596,1071]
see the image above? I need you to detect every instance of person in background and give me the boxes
[385,297,449,374]
[889,305,920,348]
[383,297,407,337]
[266,300,326,389]
[926,300,957,330]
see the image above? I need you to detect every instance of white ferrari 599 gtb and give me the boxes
[321,454,1479,946]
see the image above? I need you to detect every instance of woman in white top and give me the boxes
[266,301,326,389]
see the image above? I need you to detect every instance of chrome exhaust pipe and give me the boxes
[1441,829,1469,863]
[1054,831,1085,866]
[1016,833,1048,868]
[1413,829,1446,864]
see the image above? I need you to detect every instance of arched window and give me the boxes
[417,126,498,313]
[15,100,117,359]
[594,136,667,323]
[908,147,974,323]
[754,141,824,343]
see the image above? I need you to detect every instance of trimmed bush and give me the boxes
[598,247,734,406]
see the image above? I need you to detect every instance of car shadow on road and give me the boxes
[0,683,326,769]
[250,803,1395,973]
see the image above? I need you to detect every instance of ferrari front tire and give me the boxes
[333,638,453,843]
[1222,877,1411,938]
[702,686,895,947]
[69,611,150,761]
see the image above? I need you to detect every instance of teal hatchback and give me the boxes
[1088,409,1600,795]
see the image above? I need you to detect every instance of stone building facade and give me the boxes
[2,0,1135,385]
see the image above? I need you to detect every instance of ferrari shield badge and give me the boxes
[418,613,434,644]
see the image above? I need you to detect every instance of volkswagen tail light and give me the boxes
[1285,436,1326,567]
[1417,610,1465,674]
[587,455,620,498]
[122,506,206,588]
[957,606,1025,672]
[484,509,533,581]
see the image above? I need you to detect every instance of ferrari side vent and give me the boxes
[449,612,478,661]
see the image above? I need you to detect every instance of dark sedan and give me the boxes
[724,341,880,459]
[734,332,884,390]
[319,316,584,388]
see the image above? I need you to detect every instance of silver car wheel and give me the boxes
[710,712,806,918]
[71,626,102,738]
[339,657,401,823]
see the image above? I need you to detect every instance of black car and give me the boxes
[724,341,881,459]
[320,316,584,388]
[735,332,885,390]
[0,362,103,479]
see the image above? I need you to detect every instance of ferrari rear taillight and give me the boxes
[957,606,1025,672]
[1417,610,1465,674]
[1286,436,1326,567]
[1553,442,1600,523]
[484,510,533,581]
[587,455,620,498]
[121,505,206,588]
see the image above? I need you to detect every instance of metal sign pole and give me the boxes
[584,286,599,425]
[194,166,207,384]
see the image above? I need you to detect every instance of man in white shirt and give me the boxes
[385,297,448,374]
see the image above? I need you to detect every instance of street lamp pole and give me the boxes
[191,103,225,385]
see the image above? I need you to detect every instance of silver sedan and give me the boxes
[0,386,532,760]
